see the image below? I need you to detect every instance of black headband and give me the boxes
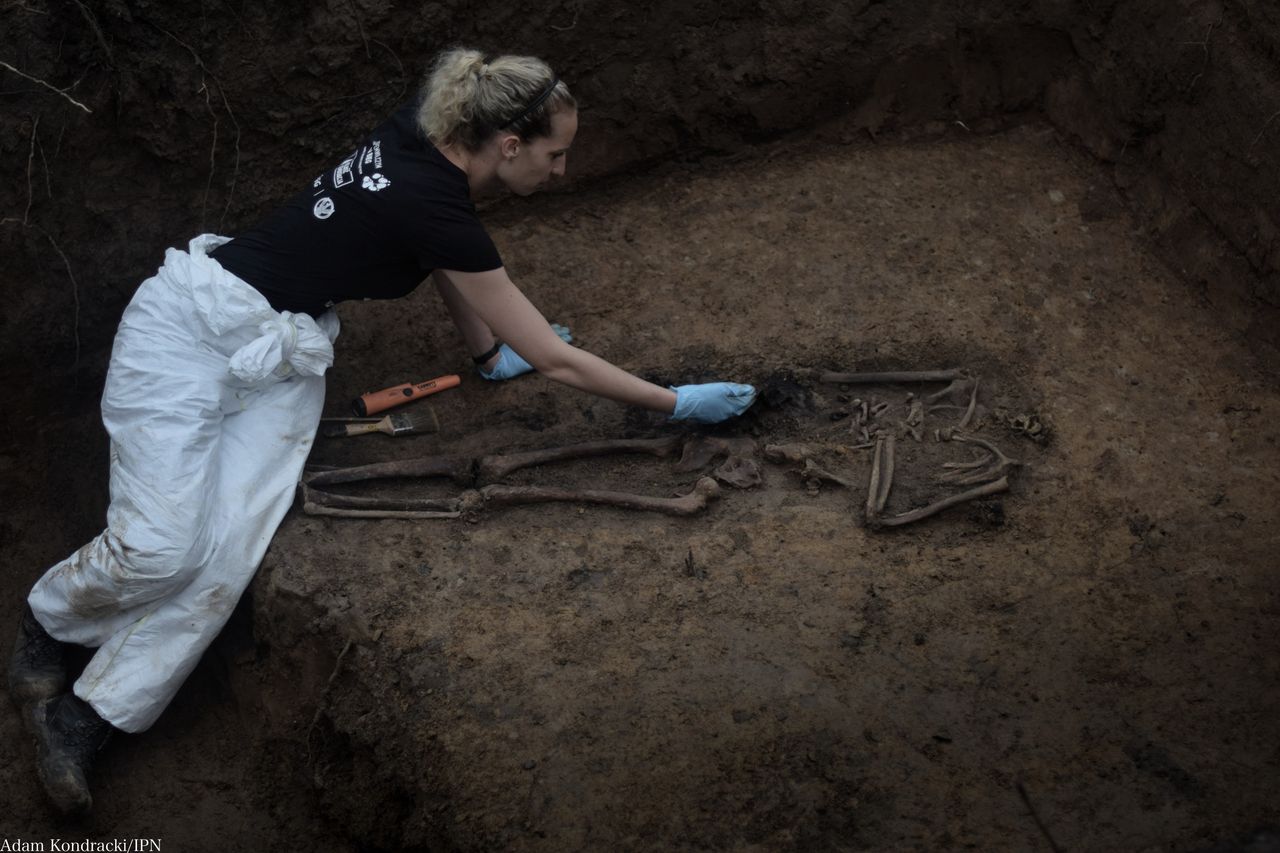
[497,76,560,130]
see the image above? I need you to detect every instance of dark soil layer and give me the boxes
[2,1,1279,850]
[255,125,1280,851]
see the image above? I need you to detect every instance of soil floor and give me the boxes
[3,121,1279,851]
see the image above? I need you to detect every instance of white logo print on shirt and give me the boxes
[313,197,335,219]
[362,172,390,192]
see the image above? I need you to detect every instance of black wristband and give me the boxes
[472,341,503,365]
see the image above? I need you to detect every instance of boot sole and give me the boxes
[31,698,94,815]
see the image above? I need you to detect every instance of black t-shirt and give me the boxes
[210,101,503,315]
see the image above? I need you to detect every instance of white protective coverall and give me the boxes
[27,234,339,733]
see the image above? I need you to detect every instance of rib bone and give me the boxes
[941,432,1022,485]
[478,436,683,482]
[873,476,1010,528]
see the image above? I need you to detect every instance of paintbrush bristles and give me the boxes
[385,406,439,435]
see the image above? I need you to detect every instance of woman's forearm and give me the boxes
[536,342,677,414]
[441,266,678,414]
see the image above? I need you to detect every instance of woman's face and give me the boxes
[497,109,578,196]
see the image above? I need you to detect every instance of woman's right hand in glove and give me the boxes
[670,382,757,423]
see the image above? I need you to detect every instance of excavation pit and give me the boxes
[2,3,1278,850]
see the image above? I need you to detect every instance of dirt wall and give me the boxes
[4,2,1278,389]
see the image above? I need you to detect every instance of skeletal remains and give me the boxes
[304,367,1024,528]
[303,437,742,519]
[795,367,1022,527]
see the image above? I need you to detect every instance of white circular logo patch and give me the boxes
[313,197,335,219]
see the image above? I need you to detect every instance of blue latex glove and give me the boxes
[478,324,572,381]
[670,382,757,423]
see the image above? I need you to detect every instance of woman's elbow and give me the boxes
[530,341,583,383]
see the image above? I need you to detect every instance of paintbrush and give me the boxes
[321,407,439,437]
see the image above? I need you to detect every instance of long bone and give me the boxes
[302,478,720,519]
[479,477,721,516]
[872,476,1010,528]
[301,483,465,514]
[478,435,683,482]
[304,455,475,487]
[303,503,465,521]
[820,369,965,384]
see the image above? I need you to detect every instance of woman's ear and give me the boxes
[499,132,521,160]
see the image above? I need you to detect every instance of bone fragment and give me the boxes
[764,443,819,464]
[820,369,964,384]
[907,396,924,427]
[866,437,884,518]
[801,458,857,489]
[714,456,762,489]
[957,377,980,429]
[305,455,475,487]
[873,476,1010,528]
[850,398,869,434]
[478,436,682,482]
[480,477,721,516]
[674,435,758,473]
[876,433,895,513]
[926,377,975,405]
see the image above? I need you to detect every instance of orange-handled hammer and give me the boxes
[352,373,461,416]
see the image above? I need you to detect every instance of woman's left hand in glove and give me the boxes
[478,323,573,381]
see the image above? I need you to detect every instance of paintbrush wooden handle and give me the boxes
[322,421,387,437]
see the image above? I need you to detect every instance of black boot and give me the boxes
[32,693,113,814]
[8,604,68,707]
